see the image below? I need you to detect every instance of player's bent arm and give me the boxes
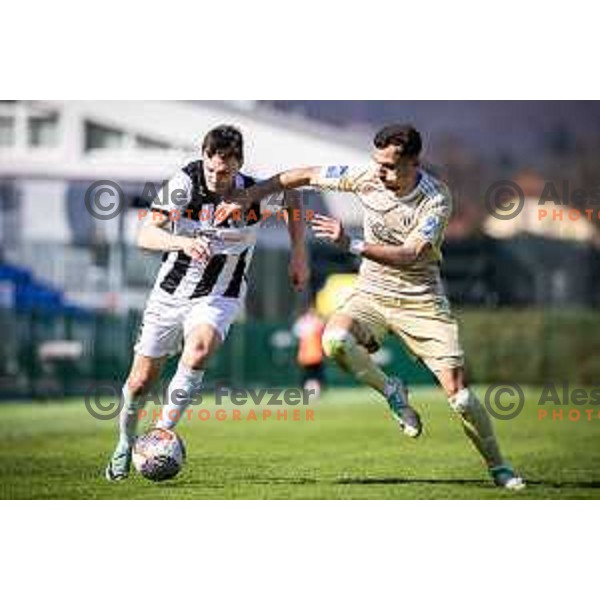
[137,210,206,257]
[312,213,430,267]
[137,211,183,251]
[357,238,431,267]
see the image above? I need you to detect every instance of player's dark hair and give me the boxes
[202,125,244,163]
[373,124,422,158]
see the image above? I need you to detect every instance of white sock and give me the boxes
[118,384,145,451]
[449,388,504,468]
[156,362,205,429]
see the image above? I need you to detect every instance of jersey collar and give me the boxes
[393,170,424,202]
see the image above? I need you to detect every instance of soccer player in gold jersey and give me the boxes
[226,124,524,490]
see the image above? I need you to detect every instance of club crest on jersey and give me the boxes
[325,165,348,178]
[371,221,404,244]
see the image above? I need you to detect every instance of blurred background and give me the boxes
[1,100,600,398]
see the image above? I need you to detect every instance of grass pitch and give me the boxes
[1,386,599,499]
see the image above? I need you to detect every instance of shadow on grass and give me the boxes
[337,477,488,486]
[147,475,600,490]
[338,477,600,489]
[526,480,600,489]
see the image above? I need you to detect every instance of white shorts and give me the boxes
[134,291,243,359]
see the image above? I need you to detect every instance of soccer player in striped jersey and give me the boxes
[105,125,309,481]
[224,124,525,490]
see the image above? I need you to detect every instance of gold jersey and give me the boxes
[313,165,452,299]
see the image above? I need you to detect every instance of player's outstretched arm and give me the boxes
[228,167,322,207]
[137,211,211,261]
[311,214,429,267]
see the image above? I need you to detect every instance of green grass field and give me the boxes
[1,386,599,499]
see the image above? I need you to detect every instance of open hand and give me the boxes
[311,214,350,250]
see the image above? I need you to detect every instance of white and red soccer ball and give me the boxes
[132,428,186,481]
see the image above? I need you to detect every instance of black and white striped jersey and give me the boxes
[149,160,266,301]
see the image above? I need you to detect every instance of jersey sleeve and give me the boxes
[311,165,372,193]
[150,170,193,214]
[406,191,452,249]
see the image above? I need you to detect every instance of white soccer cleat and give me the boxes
[384,377,422,438]
[490,465,526,490]
[105,444,132,481]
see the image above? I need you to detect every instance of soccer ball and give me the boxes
[132,428,186,481]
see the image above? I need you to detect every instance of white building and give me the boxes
[0,100,368,310]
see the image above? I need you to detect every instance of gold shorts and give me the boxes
[336,289,464,374]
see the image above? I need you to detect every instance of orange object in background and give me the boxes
[295,310,325,367]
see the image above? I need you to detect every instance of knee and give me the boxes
[127,371,154,396]
[322,327,355,359]
[184,343,211,370]
[445,381,464,398]
[438,368,467,399]
[448,387,473,414]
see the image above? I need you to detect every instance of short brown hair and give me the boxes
[373,124,422,158]
[202,125,244,163]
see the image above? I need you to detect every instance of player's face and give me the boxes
[203,152,241,194]
[373,145,418,192]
